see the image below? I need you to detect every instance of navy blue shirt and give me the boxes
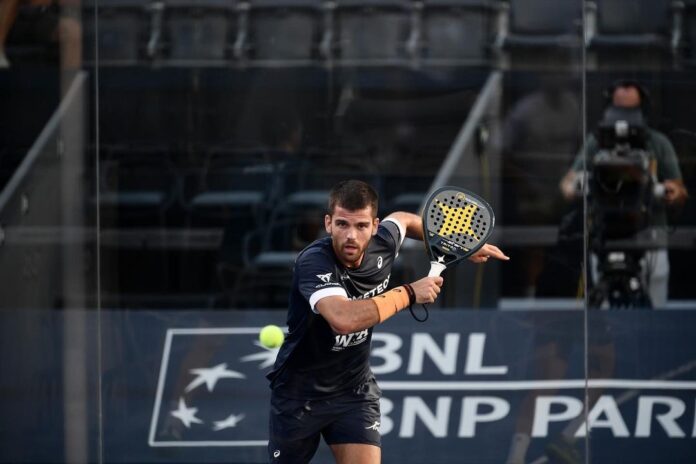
[267,219,405,399]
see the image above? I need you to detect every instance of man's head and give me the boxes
[612,84,642,109]
[325,180,379,268]
[607,79,649,111]
[602,80,648,127]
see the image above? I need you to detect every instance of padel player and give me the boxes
[267,180,508,463]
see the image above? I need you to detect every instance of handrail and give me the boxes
[428,70,501,193]
[0,72,87,214]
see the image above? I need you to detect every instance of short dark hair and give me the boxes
[603,79,651,112]
[328,180,378,217]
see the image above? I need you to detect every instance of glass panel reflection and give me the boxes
[582,1,696,463]
[0,0,98,462]
[90,0,596,463]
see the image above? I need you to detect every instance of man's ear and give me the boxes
[325,214,332,234]
[372,217,380,236]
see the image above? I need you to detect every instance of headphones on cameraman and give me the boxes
[602,79,651,115]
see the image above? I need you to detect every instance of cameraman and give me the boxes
[559,80,688,307]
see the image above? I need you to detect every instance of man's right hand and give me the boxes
[560,170,582,201]
[410,276,444,304]
[663,179,688,206]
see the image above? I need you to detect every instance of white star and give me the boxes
[212,413,246,431]
[170,397,203,428]
[185,363,245,393]
[241,341,280,369]
[437,255,446,263]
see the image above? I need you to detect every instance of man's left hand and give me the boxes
[469,243,510,263]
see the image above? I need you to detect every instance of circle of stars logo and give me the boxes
[167,339,280,433]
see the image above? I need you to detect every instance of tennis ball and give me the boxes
[259,325,284,348]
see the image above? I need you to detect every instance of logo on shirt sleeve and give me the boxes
[316,273,333,283]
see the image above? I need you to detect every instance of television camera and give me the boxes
[586,106,665,308]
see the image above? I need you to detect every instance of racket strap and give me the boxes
[402,283,428,322]
[404,284,430,322]
[408,304,429,323]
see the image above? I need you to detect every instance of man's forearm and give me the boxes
[317,297,381,335]
[386,211,424,240]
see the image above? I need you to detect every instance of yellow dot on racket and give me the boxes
[435,202,480,240]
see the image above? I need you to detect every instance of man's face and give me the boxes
[612,86,642,109]
[325,205,379,268]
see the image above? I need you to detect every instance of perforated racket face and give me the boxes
[423,187,495,266]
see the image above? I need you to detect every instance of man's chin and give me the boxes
[340,248,362,265]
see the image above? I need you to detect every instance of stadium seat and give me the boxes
[83,0,151,65]
[226,167,400,308]
[161,0,236,63]
[220,159,357,308]
[334,0,414,64]
[585,0,684,69]
[495,0,583,68]
[98,148,179,228]
[180,149,282,298]
[420,0,497,66]
[221,231,297,308]
[241,0,325,64]
[183,148,278,229]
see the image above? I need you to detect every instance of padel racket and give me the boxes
[422,186,495,277]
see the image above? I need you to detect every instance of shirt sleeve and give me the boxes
[380,217,406,256]
[296,250,348,314]
[650,130,683,181]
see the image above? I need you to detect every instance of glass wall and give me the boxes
[1,0,695,462]
[0,0,98,462]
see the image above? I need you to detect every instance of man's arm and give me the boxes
[315,275,444,335]
[560,134,597,201]
[652,131,689,206]
[560,169,582,201]
[384,211,424,240]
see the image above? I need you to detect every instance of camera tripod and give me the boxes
[588,247,652,309]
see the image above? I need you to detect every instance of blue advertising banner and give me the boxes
[2,309,696,463]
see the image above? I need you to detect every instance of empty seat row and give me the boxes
[95,146,431,305]
[83,0,498,66]
[96,146,431,229]
[83,0,696,69]
[497,0,690,69]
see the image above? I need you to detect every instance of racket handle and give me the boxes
[428,261,447,277]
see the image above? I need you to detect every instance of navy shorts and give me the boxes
[268,377,382,463]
